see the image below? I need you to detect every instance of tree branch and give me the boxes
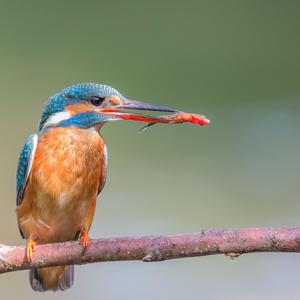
[1,227,300,274]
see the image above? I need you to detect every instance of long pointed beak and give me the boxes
[117,99,180,113]
[100,98,210,127]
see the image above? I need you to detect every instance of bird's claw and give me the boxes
[26,239,36,262]
[80,229,90,251]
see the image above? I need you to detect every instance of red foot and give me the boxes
[26,239,36,261]
[80,229,90,250]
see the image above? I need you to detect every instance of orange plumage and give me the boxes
[17,127,106,290]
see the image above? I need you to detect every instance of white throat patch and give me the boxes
[44,111,71,128]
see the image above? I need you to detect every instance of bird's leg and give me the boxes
[79,228,90,251]
[26,239,36,261]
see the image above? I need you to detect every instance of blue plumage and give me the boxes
[39,83,125,131]
[56,111,113,129]
[16,134,38,206]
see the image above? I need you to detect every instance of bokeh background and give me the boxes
[0,1,300,299]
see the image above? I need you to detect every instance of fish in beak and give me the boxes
[99,97,210,130]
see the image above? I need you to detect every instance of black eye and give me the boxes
[90,96,105,106]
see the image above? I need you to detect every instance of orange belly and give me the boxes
[16,127,106,244]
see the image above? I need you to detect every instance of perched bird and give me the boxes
[16,83,209,292]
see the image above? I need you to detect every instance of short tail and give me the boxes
[29,265,74,292]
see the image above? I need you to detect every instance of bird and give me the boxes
[16,83,209,292]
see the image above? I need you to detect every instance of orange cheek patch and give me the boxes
[108,96,122,106]
[66,103,93,115]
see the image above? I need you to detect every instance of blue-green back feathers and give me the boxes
[16,134,38,206]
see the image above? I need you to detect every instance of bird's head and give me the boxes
[39,83,209,131]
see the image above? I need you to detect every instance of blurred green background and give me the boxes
[1,0,300,299]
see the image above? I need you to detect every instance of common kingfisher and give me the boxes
[16,83,209,292]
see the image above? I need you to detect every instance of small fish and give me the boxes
[139,112,210,133]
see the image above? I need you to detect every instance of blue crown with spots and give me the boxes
[39,83,124,131]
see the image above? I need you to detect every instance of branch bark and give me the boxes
[1,227,300,274]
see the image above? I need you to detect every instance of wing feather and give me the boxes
[16,134,38,206]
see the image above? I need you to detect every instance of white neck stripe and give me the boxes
[43,111,71,128]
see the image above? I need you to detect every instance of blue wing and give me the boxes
[16,134,38,206]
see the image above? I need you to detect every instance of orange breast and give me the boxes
[17,127,106,243]
[34,127,104,200]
